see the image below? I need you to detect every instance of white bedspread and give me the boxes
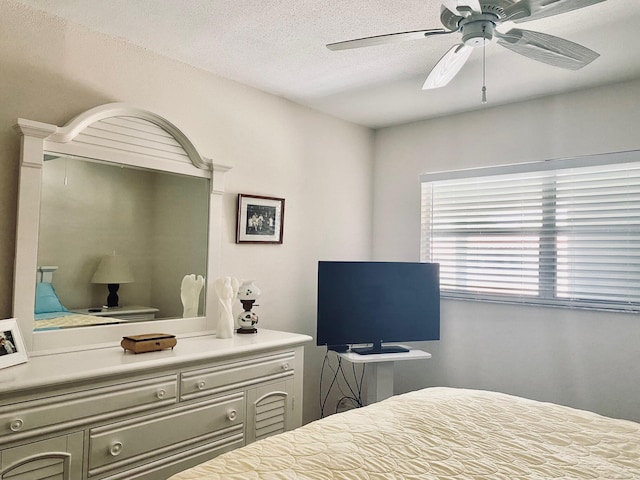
[34,313,124,330]
[169,387,640,479]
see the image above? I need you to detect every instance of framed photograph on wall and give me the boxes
[0,319,28,369]
[236,194,285,244]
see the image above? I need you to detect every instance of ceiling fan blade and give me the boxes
[496,28,599,70]
[327,29,451,51]
[441,0,482,16]
[423,44,473,90]
[510,0,607,23]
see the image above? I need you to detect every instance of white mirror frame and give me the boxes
[13,103,231,355]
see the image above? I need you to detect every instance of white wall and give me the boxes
[0,1,374,423]
[373,79,640,422]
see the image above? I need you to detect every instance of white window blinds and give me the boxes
[420,151,640,312]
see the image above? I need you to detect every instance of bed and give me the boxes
[34,312,125,330]
[34,267,124,330]
[168,387,640,479]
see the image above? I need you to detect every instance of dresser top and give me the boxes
[0,329,311,395]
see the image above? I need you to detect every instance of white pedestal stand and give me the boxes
[338,348,432,404]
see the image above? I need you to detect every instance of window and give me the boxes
[420,151,640,312]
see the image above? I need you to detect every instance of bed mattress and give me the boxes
[169,387,640,479]
[34,313,124,330]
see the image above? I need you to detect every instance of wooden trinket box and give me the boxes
[121,333,177,354]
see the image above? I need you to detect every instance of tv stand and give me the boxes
[338,348,431,404]
[350,344,409,355]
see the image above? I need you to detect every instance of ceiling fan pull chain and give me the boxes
[481,25,487,104]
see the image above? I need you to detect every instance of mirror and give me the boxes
[35,155,209,331]
[13,103,230,354]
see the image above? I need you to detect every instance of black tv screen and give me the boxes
[316,261,440,355]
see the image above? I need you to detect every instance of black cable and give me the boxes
[355,360,365,405]
[334,394,361,413]
[319,351,328,417]
[319,350,341,418]
[338,358,364,408]
[334,357,362,410]
[319,349,368,416]
[319,348,371,416]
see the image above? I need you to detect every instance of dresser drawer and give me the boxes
[88,392,244,476]
[0,376,177,441]
[181,351,294,401]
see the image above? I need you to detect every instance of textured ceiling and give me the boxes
[14,0,640,128]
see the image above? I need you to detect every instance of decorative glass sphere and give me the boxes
[238,310,259,330]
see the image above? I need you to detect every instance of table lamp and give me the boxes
[91,253,134,308]
[237,280,260,334]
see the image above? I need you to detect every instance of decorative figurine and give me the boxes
[180,274,205,318]
[214,276,239,338]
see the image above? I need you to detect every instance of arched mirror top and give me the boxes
[13,103,231,355]
[16,103,228,174]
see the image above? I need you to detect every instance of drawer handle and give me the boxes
[282,363,290,371]
[156,388,167,399]
[197,380,206,390]
[10,418,24,432]
[227,409,237,421]
[109,441,124,457]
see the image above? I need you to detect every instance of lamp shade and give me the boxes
[91,254,134,284]
[237,280,261,301]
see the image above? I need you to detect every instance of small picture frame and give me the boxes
[236,194,285,244]
[0,319,28,369]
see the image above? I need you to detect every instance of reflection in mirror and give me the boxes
[34,154,209,331]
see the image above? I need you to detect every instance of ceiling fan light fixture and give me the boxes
[461,18,496,47]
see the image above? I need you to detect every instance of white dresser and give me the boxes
[0,329,310,480]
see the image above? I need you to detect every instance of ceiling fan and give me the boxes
[327,0,606,96]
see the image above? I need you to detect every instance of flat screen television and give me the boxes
[316,261,440,355]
